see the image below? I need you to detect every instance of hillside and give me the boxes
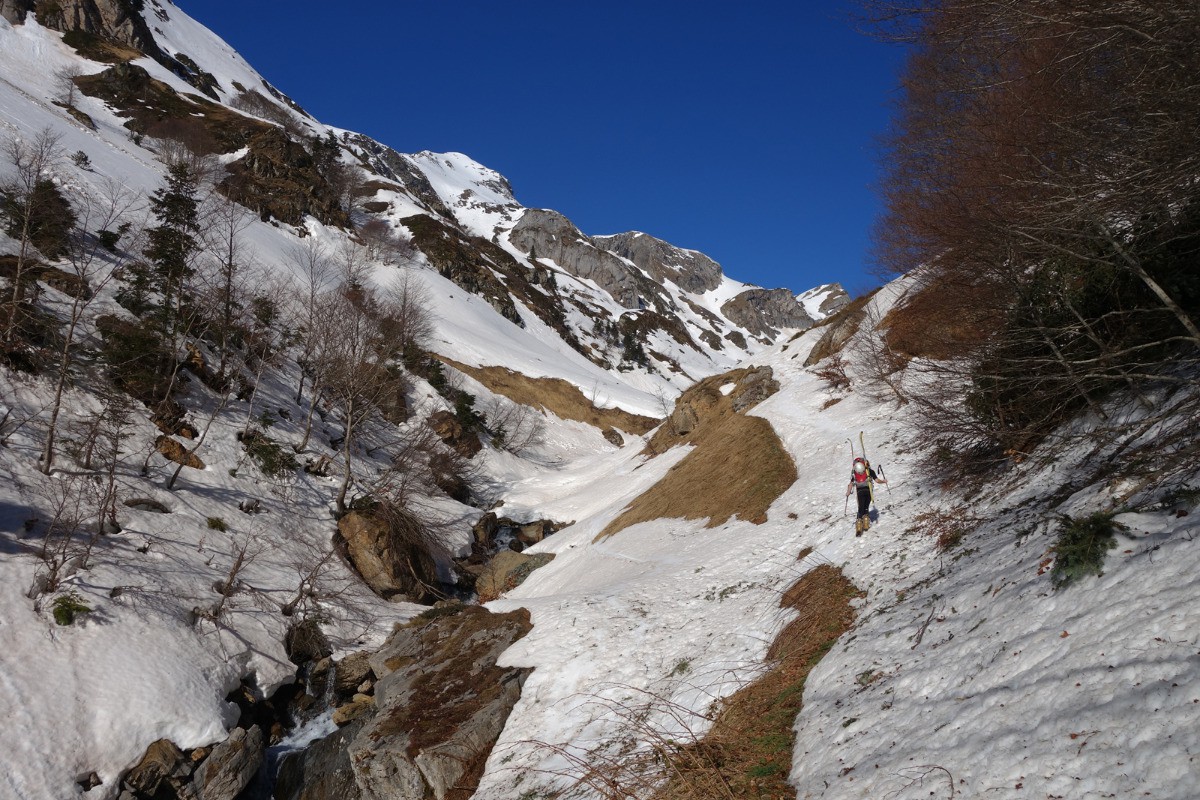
[1,3,1199,800]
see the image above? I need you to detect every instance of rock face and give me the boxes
[721,288,815,338]
[511,209,647,309]
[276,605,534,800]
[30,0,160,56]
[592,230,723,294]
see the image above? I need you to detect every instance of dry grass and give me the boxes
[438,357,658,435]
[906,509,976,552]
[650,564,861,799]
[599,369,796,540]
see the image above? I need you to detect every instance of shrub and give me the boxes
[1051,512,1121,589]
[241,428,298,478]
[52,592,91,625]
[206,516,228,531]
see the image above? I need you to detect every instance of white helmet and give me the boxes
[854,462,865,474]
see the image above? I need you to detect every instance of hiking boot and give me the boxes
[854,517,863,536]
[862,518,871,532]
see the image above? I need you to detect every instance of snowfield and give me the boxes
[0,6,1197,800]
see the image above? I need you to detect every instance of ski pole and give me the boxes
[879,464,892,493]
[844,494,849,515]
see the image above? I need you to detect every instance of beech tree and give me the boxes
[869,0,1200,457]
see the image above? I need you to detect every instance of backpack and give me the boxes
[851,457,871,490]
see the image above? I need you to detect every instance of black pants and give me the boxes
[856,488,872,520]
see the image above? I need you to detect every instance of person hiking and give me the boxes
[846,457,886,536]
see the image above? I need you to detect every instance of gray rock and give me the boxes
[192,726,263,800]
[510,209,645,308]
[721,288,815,338]
[0,0,32,25]
[275,719,365,800]
[592,230,724,294]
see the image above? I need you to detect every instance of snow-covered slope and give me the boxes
[4,5,1195,800]
[476,279,1200,799]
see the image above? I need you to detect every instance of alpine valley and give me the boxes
[0,3,1197,800]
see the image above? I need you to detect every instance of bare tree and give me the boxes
[40,178,140,474]
[482,396,545,455]
[53,65,84,111]
[358,218,414,265]
[1,127,64,342]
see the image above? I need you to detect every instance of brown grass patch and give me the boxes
[650,565,861,799]
[598,368,794,540]
[438,357,658,435]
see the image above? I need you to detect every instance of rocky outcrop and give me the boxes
[721,288,815,338]
[119,727,263,800]
[804,305,868,367]
[511,209,648,309]
[0,0,33,25]
[276,605,534,800]
[31,0,161,58]
[592,230,723,294]
[335,510,439,602]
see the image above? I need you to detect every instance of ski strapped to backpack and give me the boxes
[859,431,875,507]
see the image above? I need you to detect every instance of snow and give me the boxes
[1,8,1196,800]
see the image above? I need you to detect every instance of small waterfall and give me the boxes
[240,663,338,799]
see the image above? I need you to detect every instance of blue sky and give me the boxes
[179,1,905,296]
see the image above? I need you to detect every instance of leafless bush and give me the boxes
[811,352,851,391]
[196,531,263,624]
[482,396,545,455]
[357,217,415,265]
[229,89,304,135]
[26,474,106,604]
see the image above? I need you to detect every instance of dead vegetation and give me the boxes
[522,565,860,799]
[439,357,658,435]
[650,565,860,799]
[599,368,795,540]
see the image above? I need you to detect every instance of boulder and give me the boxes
[191,726,263,800]
[333,651,374,698]
[730,366,781,412]
[123,739,189,796]
[426,410,482,458]
[331,694,374,727]
[476,550,555,603]
[516,521,549,547]
[336,510,438,601]
[602,427,624,447]
[155,436,205,469]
